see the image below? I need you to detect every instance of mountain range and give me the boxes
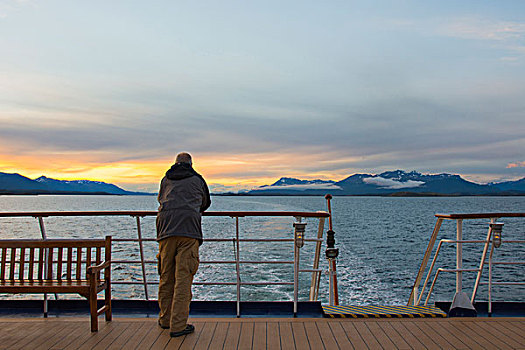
[244,170,525,196]
[2,170,524,196]
[0,172,151,195]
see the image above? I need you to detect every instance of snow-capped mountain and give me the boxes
[247,170,525,195]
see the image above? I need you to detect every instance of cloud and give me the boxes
[208,183,255,194]
[363,177,424,189]
[256,183,343,191]
[507,161,525,168]
[439,17,525,42]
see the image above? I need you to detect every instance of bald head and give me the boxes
[175,152,192,165]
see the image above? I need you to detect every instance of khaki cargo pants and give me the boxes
[157,236,199,332]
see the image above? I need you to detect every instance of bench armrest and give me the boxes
[87,260,111,275]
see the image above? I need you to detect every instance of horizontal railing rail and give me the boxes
[0,211,330,218]
[0,210,330,317]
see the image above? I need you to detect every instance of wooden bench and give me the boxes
[0,237,112,331]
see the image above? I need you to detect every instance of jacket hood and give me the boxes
[166,163,198,180]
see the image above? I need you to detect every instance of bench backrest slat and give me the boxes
[47,248,54,280]
[1,248,6,281]
[38,248,44,281]
[76,247,82,281]
[67,247,73,280]
[9,248,16,280]
[86,248,92,279]
[57,247,63,281]
[96,247,102,281]
[28,248,35,281]
[19,248,25,280]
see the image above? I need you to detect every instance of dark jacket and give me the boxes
[156,163,211,243]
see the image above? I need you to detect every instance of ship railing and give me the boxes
[408,212,525,314]
[0,210,330,317]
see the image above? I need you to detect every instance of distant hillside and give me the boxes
[0,172,152,195]
[245,170,525,196]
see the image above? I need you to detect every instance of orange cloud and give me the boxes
[507,161,525,168]
[1,148,360,192]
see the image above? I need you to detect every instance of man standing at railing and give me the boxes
[156,152,211,337]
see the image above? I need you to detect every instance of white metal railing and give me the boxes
[0,210,331,317]
[409,212,525,313]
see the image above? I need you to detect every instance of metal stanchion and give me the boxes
[293,221,306,317]
[325,194,339,306]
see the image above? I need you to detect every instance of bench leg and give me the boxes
[89,285,98,332]
[105,279,112,322]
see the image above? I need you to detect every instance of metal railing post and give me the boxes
[310,217,325,301]
[135,216,149,300]
[488,242,495,316]
[456,219,463,293]
[293,225,299,317]
[408,217,443,305]
[471,218,497,303]
[36,216,49,318]
[235,217,241,318]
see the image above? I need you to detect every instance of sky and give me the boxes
[1,0,524,192]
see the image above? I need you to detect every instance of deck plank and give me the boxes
[149,328,173,350]
[388,320,426,349]
[0,321,25,345]
[267,322,281,350]
[73,321,120,350]
[291,322,310,350]
[376,321,411,349]
[124,321,157,350]
[461,320,513,350]
[193,322,217,350]
[252,322,267,350]
[316,320,339,349]
[238,321,254,350]
[90,322,130,350]
[0,322,29,349]
[401,320,441,350]
[429,321,468,349]
[339,321,368,349]
[453,320,498,349]
[13,321,58,350]
[327,321,354,349]
[51,322,106,349]
[279,322,294,350]
[223,321,241,349]
[475,320,525,349]
[106,321,143,350]
[32,321,75,350]
[179,322,205,350]
[500,320,525,343]
[303,321,324,350]
[365,321,396,349]
[132,321,164,350]
[414,320,455,350]
[436,319,484,349]
[352,320,382,349]
[207,322,228,350]
[5,321,49,350]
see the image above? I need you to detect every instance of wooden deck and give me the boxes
[0,317,524,349]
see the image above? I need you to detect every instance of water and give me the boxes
[0,195,524,305]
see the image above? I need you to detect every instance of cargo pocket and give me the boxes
[189,246,199,276]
